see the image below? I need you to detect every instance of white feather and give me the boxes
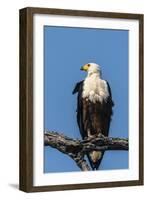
[82,64,109,103]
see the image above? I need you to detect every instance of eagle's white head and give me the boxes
[80,63,101,77]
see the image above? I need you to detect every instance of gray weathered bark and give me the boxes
[44,131,128,171]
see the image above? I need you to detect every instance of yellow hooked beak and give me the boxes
[80,64,90,71]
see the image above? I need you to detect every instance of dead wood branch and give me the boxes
[44,131,128,171]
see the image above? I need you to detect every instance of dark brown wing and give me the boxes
[101,81,114,136]
[72,81,86,139]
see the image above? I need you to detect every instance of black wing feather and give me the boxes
[72,81,83,94]
[72,81,85,139]
[106,81,114,107]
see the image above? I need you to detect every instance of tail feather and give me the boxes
[87,151,104,170]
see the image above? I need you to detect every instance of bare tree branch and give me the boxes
[44,131,128,171]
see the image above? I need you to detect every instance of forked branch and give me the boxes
[44,131,128,171]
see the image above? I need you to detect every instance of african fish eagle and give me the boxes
[72,63,114,170]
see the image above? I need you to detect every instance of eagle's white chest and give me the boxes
[82,74,109,103]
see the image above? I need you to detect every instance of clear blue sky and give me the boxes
[44,26,128,173]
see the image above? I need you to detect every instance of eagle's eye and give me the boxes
[87,64,90,67]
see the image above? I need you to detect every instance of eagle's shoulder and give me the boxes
[72,81,83,94]
[102,80,111,97]
[105,80,114,106]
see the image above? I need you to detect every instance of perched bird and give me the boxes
[73,63,114,170]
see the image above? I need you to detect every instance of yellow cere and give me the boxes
[81,64,90,71]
